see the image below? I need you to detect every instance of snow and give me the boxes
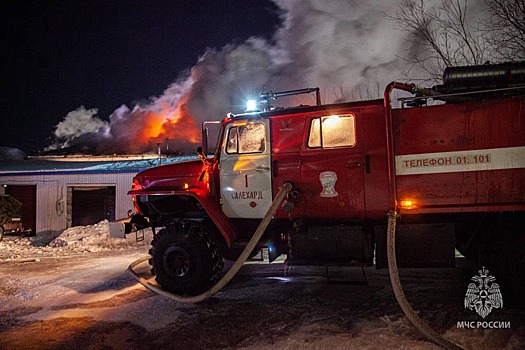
[0,220,150,261]
[48,220,142,251]
[237,316,443,350]
[0,223,524,349]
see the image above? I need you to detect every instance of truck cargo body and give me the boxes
[393,96,525,214]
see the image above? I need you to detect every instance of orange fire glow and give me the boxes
[136,98,200,150]
[141,110,167,140]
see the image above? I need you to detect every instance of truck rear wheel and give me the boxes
[149,221,224,296]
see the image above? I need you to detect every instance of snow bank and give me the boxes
[49,220,136,251]
[0,220,150,261]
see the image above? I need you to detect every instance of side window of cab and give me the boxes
[308,114,356,148]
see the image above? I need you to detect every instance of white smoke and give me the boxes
[272,0,407,100]
[46,107,110,152]
[52,106,108,140]
[47,0,455,154]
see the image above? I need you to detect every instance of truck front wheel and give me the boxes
[149,221,224,296]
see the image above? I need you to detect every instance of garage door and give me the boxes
[71,186,115,227]
[4,185,36,233]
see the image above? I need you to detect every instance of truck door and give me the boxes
[300,113,365,219]
[220,119,273,218]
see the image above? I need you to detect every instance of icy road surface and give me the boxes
[0,221,524,350]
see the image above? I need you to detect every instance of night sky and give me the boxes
[1,1,281,153]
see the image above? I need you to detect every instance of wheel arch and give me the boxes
[136,191,239,247]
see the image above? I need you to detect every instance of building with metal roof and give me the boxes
[0,154,191,236]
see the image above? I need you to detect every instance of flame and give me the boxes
[141,110,168,139]
[164,103,200,143]
[134,99,200,151]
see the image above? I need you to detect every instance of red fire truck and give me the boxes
[128,62,525,298]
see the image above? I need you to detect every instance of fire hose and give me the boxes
[127,181,293,304]
[383,83,462,349]
[128,183,462,348]
[387,211,463,350]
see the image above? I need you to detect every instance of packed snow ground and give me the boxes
[0,221,524,349]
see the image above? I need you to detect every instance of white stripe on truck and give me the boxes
[395,146,525,175]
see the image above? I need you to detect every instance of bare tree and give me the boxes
[330,73,383,103]
[389,0,490,83]
[485,0,525,61]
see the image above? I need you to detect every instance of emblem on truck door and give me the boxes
[279,119,293,131]
[319,171,338,197]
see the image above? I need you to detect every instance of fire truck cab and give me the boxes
[129,62,525,298]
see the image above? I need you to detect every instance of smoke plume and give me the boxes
[47,0,423,155]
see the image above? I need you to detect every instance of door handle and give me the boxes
[346,161,362,168]
[256,165,270,172]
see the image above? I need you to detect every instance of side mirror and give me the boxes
[201,127,209,155]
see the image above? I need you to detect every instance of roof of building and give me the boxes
[0,155,196,176]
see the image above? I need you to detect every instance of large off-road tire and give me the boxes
[149,221,224,296]
[0,225,4,242]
